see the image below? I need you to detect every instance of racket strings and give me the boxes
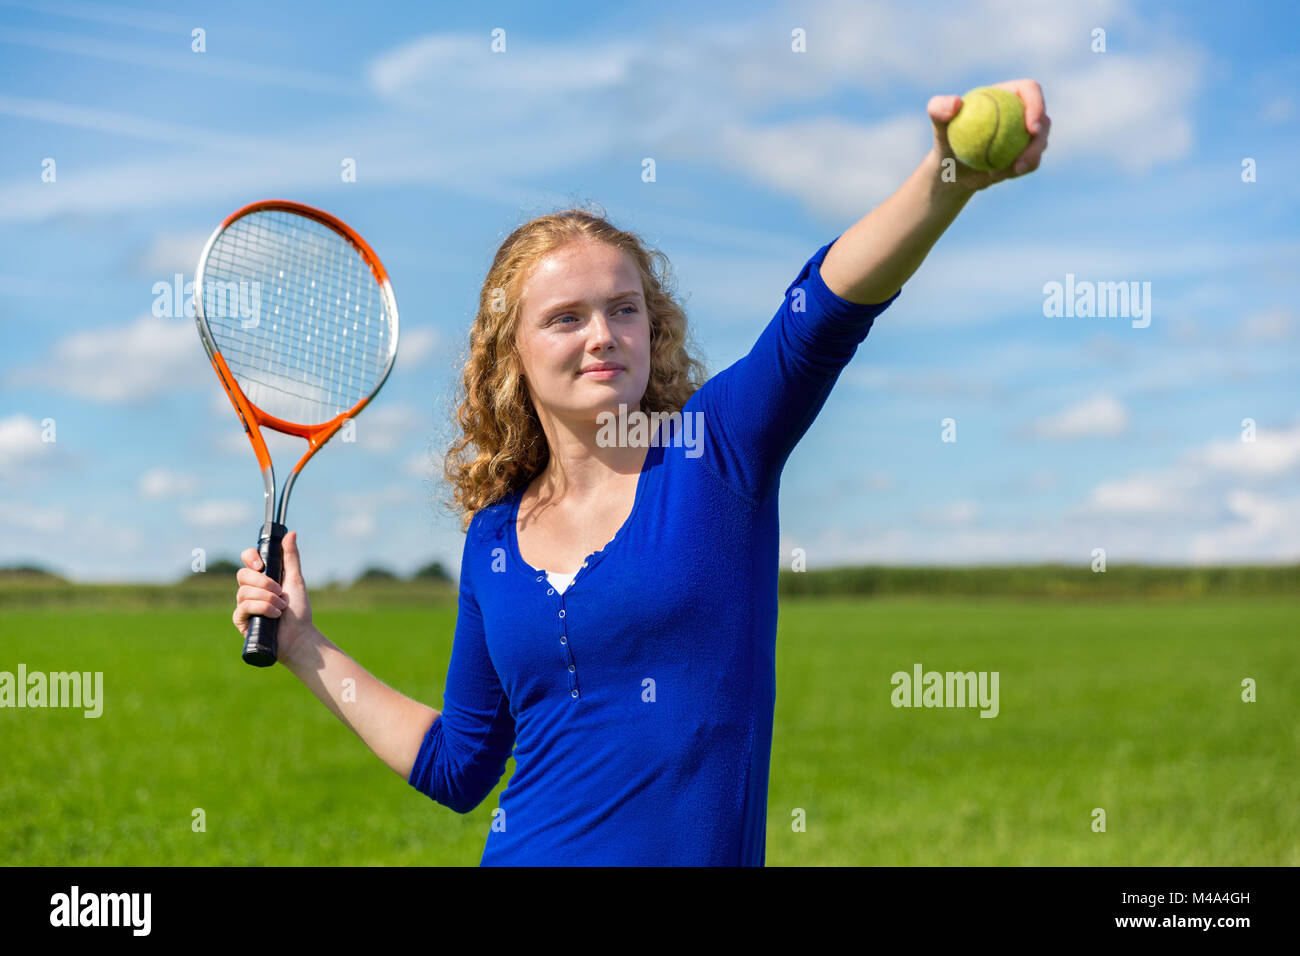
[200,210,393,426]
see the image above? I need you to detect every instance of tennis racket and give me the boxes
[194,199,399,667]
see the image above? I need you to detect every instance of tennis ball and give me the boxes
[946,87,1031,172]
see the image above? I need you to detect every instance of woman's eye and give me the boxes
[554,307,634,325]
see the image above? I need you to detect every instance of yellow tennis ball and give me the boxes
[946,87,1031,172]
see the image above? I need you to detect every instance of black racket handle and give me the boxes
[242,522,287,667]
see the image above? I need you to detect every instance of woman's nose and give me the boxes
[587,311,615,345]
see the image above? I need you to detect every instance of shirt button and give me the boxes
[558,609,565,618]
[560,636,567,644]
[547,588,554,595]
[568,665,575,672]
[536,576,543,582]
[571,689,579,698]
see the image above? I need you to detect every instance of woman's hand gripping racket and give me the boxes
[194,200,399,666]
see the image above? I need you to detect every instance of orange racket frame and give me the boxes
[193,199,399,666]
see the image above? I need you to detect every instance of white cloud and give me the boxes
[1077,422,1300,562]
[845,364,1005,400]
[183,500,253,528]
[0,115,530,224]
[671,247,807,327]
[786,414,1300,563]
[692,18,1198,211]
[354,403,424,452]
[210,425,315,464]
[215,427,255,457]
[655,1,1195,203]
[1224,489,1284,525]
[786,488,1300,566]
[918,500,978,525]
[1195,424,1300,478]
[0,1,1201,227]
[135,229,213,277]
[741,0,1131,95]
[0,501,69,535]
[1026,394,1128,439]
[1046,54,1201,172]
[0,92,259,150]
[857,236,1300,330]
[1261,97,1293,122]
[335,512,377,539]
[1188,491,1300,563]
[138,468,198,499]
[10,314,207,402]
[332,482,422,540]
[1013,470,1059,494]
[405,449,439,480]
[369,34,633,104]
[781,519,1097,568]
[864,471,893,492]
[715,114,927,219]
[210,388,238,418]
[0,414,51,476]
[1086,472,1193,516]
[398,327,440,368]
[1239,308,1296,343]
[0,503,148,580]
[333,483,420,512]
[0,34,350,97]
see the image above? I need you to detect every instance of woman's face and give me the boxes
[515,240,651,429]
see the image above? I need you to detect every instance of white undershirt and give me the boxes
[545,569,577,593]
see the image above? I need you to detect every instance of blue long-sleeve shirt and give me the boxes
[408,237,901,865]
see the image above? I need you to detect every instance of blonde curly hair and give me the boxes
[443,206,709,532]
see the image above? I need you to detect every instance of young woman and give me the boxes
[233,82,1050,865]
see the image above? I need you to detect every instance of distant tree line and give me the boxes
[355,561,451,583]
[8,561,1296,598]
[0,565,65,582]
[777,563,1300,598]
[160,559,454,586]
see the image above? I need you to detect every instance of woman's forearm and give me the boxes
[282,626,440,780]
[820,148,976,305]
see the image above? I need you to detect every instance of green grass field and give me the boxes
[2,594,1296,865]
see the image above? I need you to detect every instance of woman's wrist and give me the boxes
[925,148,978,204]
[281,623,327,675]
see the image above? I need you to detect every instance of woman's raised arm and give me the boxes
[821,79,1050,305]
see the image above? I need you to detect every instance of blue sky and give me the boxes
[1,0,1297,582]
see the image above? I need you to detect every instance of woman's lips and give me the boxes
[580,366,624,379]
